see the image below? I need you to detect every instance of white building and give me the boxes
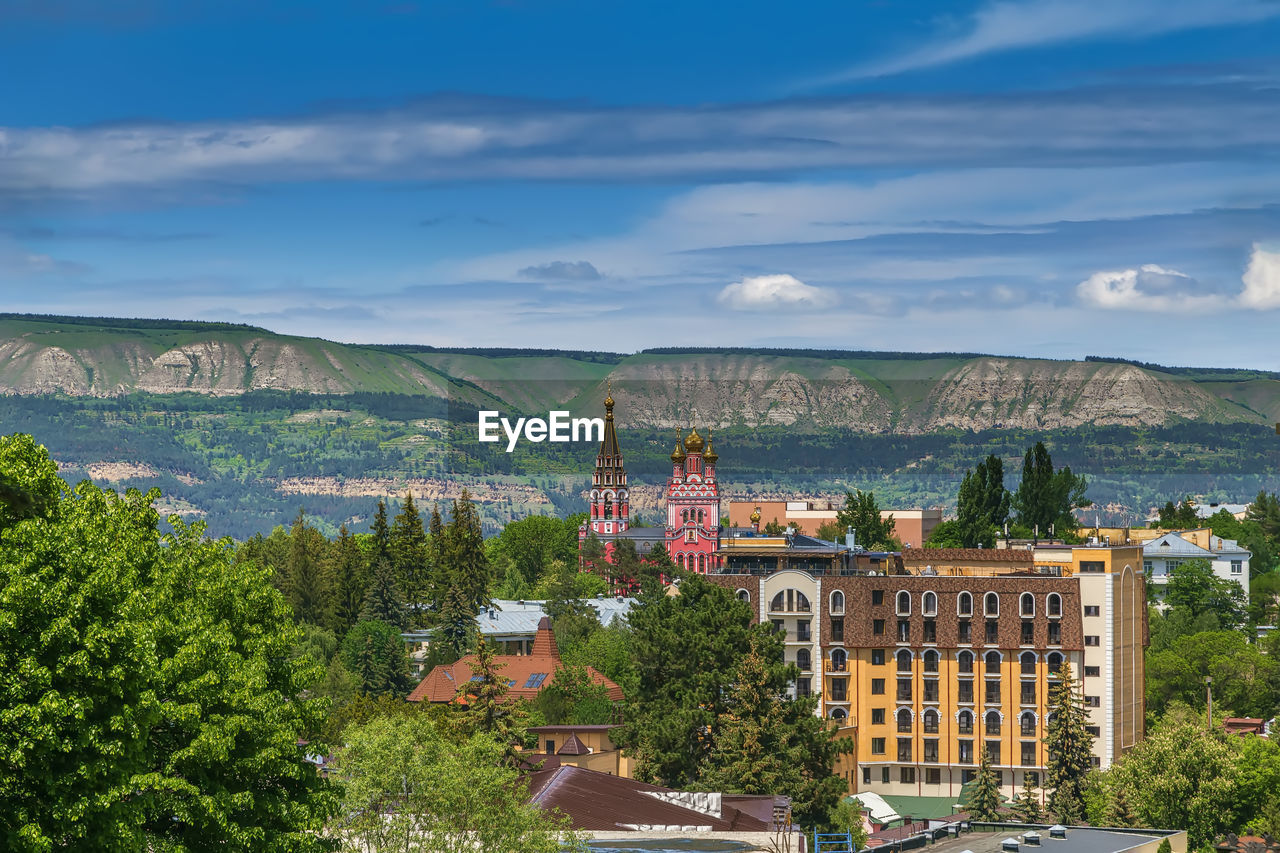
[1142,531,1250,602]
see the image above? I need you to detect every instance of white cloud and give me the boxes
[717,274,837,311]
[820,0,1280,82]
[1240,245,1280,309]
[1078,246,1280,312]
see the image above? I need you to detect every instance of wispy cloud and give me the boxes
[815,0,1280,83]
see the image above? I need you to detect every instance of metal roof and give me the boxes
[1144,532,1215,558]
[475,597,636,637]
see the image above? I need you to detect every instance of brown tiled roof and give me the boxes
[903,548,1034,563]
[524,764,772,831]
[407,619,625,703]
[557,734,590,755]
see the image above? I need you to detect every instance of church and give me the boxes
[578,390,723,578]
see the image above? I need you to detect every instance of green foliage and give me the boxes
[1011,774,1043,823]
[1165,559,1247,631]
[457,638,529,764]
[390,493,429,620]
[492,513,581,588]
[327,524,366,634]
[1013,441,1090,538]
[1045,663,1095,824]
[339,620,412,697]
[836,489,901,551]
[284,510,332,626]
[0,433,61,532]
[436,489,491,617]
[815,519,846,542]
[967,745,1003,821]
[359,558,408,630]
[1145,629,1280,721]
[560,621,639,699]
[956,454,1011,548]
[923,519,967,548]
[763,517,788,535]
[1156,498,1201,529]
[332,714,576,853]
[533,664,614,726]
[1246,490,1280,542]
[829,799,869,850]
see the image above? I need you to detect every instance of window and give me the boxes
[958,620,972,644]
[1048,593,1062,617]
[871,649,885,666]
[736,589,751,603]
[898,738,913,762]
[1021,621,1035,645]
[546,739,556,754]
[1232,560,1243,575]
[926,768,942,785]
[871,737,886,755]
[896,590,912,615]
[923,710,939,733]
[1020,651,1037,675]
[1020,592,1035,617]
[873,619,885,636]
[830,617,844,642]
[872,589,884,606]
[958,651,974,674]
[1085,695,1101,707]
[863,767,872,785]
[797,678,811,696]
[1047,652,1063,675]
[897,620,911,642]
[1085,635,1100,647]
[923,591,938,616]
[957,680,974,704]
[1084,605,1100,617]
[959,739,974,764]
[1048,622,1061,645]
[958,591,973,616]
[923,620,937,644]
[897,649,913,672]
[1092,757,1102,768]
[1025,770,1040,786]
[770,619,785,635]
[1087,725,1101,737]
[871,708,885,725]
[1021,742,1036,766]
[830,590,845,614]
[524,673,550,688]
[831,648,847,670]
[797,649,811,671]
[897,678,913,702]
[1143,560,1153,573]
[872,678,885,695]
[985,650,1002,674]
[961,769,976,783]
[984,592,999,616]
[831,678,848,701]
[685,530,696,543]
[1021,712,1037,736]
[985,680,1001,704]
[1080,560,1105,573]
[985,620,999,644]
[985,710,1002,735]
[924,650,940,673]
[923,679,940,702]
[833,707,849,722]
[1084,666,1100,678]
[900,767,915,784]
[897,709,912,732]
[797,620,811,641]
[882,767,891,783]
[958,710,974,734]
[986,741,1001,765]
[1020,681,1037,705]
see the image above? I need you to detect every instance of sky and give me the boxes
[4,0,1280,367]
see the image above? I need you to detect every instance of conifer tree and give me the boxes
[391,492,429,622]
[359,557,408,630]
[610,537,642,595]
[579,529,605,575]
[328,524,366,634]
[458,637,528,764]
[1012,774,1043,823]
[283,510,330,625]
[369,499,391,569]
[641,543,677,596]
[1107,784,1136,827]
[1045,662,1095,823]
[968,744,1003,821]
[441,490,491,613]
[339,619,411,697]
[434,576,477,659]
[426,502,446,604]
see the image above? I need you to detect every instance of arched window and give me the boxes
[770,591,785,611]
[1047,652,1063,676]
[923,591,938,616]
[1020,592,1035,617]
[831,708,848,721]
[796,591,810,611]
[958,650,974,674]
[984,592,1000,616]
[797,648,811,671]
[1047,593,1062,618]
[698,509,705,524]
[682,509,689,522]
[1021,711,1037,736]
[696,553,705,572]
[985,650,1002,674]
[923,709,940,733]
[897,708,913,733]
[958,710,974,734]
[985,710,1002,735]
[924,650,940,673]
[736,588,751,603]
[831,648,847,670]
[896,591,911,615]
[830,590,845,615]
[958,591,973,616]
[1020,651,1037,675]
[604,499,613,519]
[897,649,913,672]
[678,554,686,570]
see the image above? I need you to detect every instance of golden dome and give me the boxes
[683,426,704,453]
[670,429,686,463]
[703,428,718,465]
[750,506,762,524]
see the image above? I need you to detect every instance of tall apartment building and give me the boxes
[706,544,1147,803]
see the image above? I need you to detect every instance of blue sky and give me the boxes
[4,0,1280,366]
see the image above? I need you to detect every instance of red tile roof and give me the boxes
[407,617,625,704]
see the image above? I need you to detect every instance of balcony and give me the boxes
[825,660,848,674]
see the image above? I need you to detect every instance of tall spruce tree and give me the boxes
[1044,662,1095,823]
[390,492,429,624]
[956,454,1011,548]
[426,502,446,606]
[339,619,411,697]
[968,744,1003,821]
[327,524,366,634]
[369,499,391,569]
[283,510,330,625]
[458,638,527,764]
[359,557,408,630]
[434,579,476,659]
[610,537,643,595]
[441,490,491,613]
[1012,774,1043,823]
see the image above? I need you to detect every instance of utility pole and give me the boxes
[1206,676,1213,730]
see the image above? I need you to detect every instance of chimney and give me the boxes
[530,616,560,662]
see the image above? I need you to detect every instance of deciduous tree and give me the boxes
[835,489,901,551]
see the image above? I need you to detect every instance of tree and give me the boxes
[540,559,602,658]
[433,577,477,660]
[1156,498,1200,529]
[1246,490,1280,542]
[369,499,391,568]
[829,799,869,851]
[390,493,429,621]
[360,557,408,630]
[763,517,787,536]
[578,530,605,575]
[328,523,367,634]
[1044,662,1094,823]
[283,509,331,625]
[956,454,1011,548]
[967,745,1003,821]
[1165,559,1247,631]
[1012,442,1090,539]
[698,633,849,828]
[1011,774,1043,824]
[332,714,575,853]
[835,489,901,551]
[533,664,614,727]
[426,503,446,604]
[924,519,968,548]
[815,519,846,543]
[1106,783,1136,827]
[437,490,491,615]
[340,619,412,697]
[458,638,528,763]
[609,536,644,594]
[0,434,335,850]
[494,514,579,588]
